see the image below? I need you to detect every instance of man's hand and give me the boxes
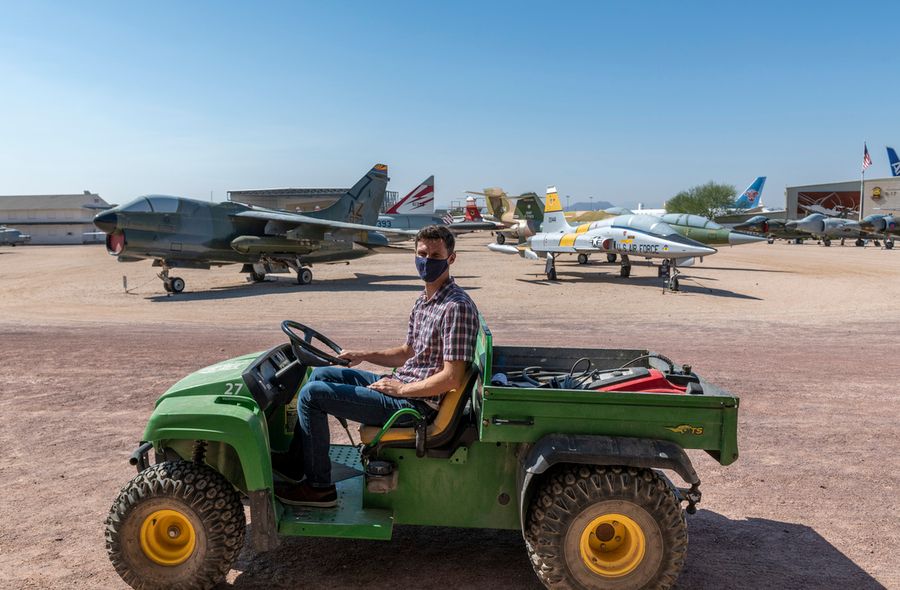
[338,350,367,367]
[369,377,405,397]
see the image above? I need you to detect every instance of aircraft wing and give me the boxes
[232,209,418,236]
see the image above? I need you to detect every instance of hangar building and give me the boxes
[785,177,900,220]
[228,188,399,213]
[0,191,112,244]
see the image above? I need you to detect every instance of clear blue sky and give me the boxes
[0,1,896,209]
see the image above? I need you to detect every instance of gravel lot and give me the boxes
[0,235,897,589]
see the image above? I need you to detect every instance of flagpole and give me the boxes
[860,142,866,222]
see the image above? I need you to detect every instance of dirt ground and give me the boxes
[0,235,898,589]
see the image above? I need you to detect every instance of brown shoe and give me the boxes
[274,482,338,507]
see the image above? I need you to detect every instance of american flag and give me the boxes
[863,143,872,171]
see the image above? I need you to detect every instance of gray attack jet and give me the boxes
[858,213,898,249]
[93,164,415,293]
[0,226,30,246]
[786,213,873,247]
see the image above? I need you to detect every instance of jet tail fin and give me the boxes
[733,176,766,209]
[310,164,389,225]
[539,186,571,233]
[385,175,434,214]
[887,147,900,177]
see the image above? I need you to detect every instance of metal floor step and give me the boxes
[277,445,394,541]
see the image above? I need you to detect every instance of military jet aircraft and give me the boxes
[489,187,716,290]
[467,188,545,244]
[93,164,416,293]
[857,213,897,249]
[786,213,871,247]
[376,176,500,240]
[732,215,811,244]
[0,226,30,246]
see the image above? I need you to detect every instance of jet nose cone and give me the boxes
[728,231,767,246]
[93,210,118,233]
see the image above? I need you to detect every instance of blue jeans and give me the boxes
[293,366,431,486]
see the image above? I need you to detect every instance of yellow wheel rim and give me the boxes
[139,509,196,566]
[579,513,646,577]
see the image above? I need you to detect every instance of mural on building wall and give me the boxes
[796,191,860,218]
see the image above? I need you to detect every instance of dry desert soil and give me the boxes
[0,235,898,589]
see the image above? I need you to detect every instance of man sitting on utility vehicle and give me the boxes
[274,224,480,507]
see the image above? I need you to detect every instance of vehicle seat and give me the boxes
[358,369,478,448]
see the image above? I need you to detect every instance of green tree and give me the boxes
[664,181,737,219]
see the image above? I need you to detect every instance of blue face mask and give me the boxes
[415,256,449,282]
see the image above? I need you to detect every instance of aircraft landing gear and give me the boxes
[297,267,313,285]
[659,259,681,292]
[496,233,506,245]
[606,253,617,263]
[158,267,185,294]
[822,238,831,247]
[886,239,895,250]
[855,238,865,247]
[767,236,775,244]
[619,255,631,278]
[249,270,266,282]
[577,253,589,265]
[545,254,557,281]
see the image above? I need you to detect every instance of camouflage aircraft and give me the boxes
[0,226,30,246]
[376,176,499,240]
[92,164,415,293]
[466,188,545,244]
[489,187,716,290]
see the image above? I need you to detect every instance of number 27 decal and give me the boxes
[224,382,244,395]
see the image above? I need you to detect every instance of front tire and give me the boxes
[170,277,185,293]
[496,233,506,245]
[105,461,246,590]
[297,268,313,285]
[525,466,687,590]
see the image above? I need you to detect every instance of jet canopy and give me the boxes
[659,213,725,230]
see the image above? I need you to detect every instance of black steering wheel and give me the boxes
[281,320,350,367]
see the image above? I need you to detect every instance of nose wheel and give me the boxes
[297,267,313,285]
[619,255,631,278]
[158,267,185,294]
[545,254,557,281]
[659,259,681,292]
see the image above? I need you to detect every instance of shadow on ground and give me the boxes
[146,274,482,301]
[515,272,762,300]
[225,511,884,590]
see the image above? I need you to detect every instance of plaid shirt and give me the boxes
[394,278,479,410]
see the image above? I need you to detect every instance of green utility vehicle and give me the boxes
[106,319,739,590]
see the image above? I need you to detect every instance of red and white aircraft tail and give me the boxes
[385,175,434,215]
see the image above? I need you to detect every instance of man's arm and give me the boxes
[369,359,469,398]
[339,344,413,368]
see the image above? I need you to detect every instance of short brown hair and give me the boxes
[415,224,455,254]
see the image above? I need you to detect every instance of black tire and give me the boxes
[548,268,558,281]
[887,240,895,250]
[767,236,775,244]
[249,270,266,282]
[105,461,246,590]
[620,265,631,278]
[297,268,313,285]
[822,238,831,247]
[496,233,506,245]
[170,277,185,293]
[577,253,589,265]
[606,253,617,263]
[855,239,864,247]
[668,276,679,291]
[525,466,687,590]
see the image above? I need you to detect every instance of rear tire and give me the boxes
[105,461,246,590]
[525,466,687,590]
[577,253,589,265]
[297,268,313,285]
[496,233,506,245]
[170,277,185,293]
[249,270,266,282]
[606,253,617,263]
